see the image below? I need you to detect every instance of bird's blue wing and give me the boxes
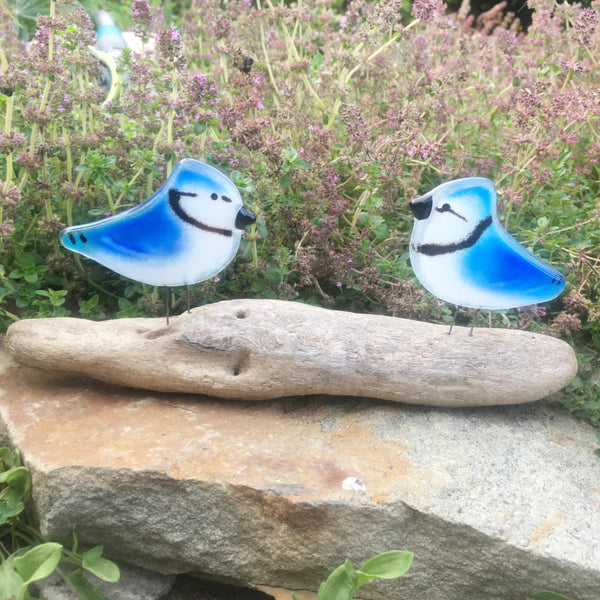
[61,195,186,261]
[460,225,564,305]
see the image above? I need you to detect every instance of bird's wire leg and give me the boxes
[186,284,191,313]
[165,287,170,326]
[469,309,481,336]
[448,305,458,335]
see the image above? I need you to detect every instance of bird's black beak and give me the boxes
[409,195,433,221]
[235,206,256,230]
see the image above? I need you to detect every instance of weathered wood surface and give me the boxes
[4,299,577,406]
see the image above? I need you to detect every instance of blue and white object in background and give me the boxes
[60,159,255,287]
[409,177,565,310]
[90,10,128,94]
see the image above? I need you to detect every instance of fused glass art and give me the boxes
[60,159,256,287]
[409,177,565,310]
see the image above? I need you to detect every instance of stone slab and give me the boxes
[0,344,598,600]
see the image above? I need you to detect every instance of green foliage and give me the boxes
[292,551,414,600]
[14,542,63,586]
[6,0,49,40]
[288,552,576,600]
[279,147,312,189]
[0,449,31,525]
[0,447,121,600]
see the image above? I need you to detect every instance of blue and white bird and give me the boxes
[408,177,565,310]
[60,158,256,287]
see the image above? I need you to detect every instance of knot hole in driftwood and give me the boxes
[232,348,250,376]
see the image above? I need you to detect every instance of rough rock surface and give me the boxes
[0,345,598,600]
[4,299,577,406]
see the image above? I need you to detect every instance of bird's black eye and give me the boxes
[210,193,218,200]
[435,202,468,222]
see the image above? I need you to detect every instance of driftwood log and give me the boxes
[4,299,577,406]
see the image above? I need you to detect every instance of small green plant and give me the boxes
[0,447,120,600]
[294,550,413,600]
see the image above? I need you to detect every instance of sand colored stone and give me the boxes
[4,299,577,405]
[0,345,598,600]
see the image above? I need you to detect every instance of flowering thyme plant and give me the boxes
[0,0,600,419]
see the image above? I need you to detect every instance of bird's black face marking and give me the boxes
[410,195,433,221]
[222,195,232,203]
[79,233,87,243]
[235,207,256,230]
[68,233,76,244]
[168,188,233,237]
[211,193,218,200]
[435,202,467,222]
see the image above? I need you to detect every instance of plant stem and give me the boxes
[166,69,178,177]
[19,0,56,193]
[104,184,115,214]
[256,1,281,103]
[2,93,13,197]
[265,0,325,112]
[114,165,145,211]
[327,21,418,129]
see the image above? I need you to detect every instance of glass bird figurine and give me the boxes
[60,158,256,292]
[409,177,565,311]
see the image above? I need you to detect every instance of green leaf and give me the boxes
[0,555,24,600]
[279,173,292,188]
[355,551,413,588]
[6,467,32,495]
[66,569,118,600]
[81,546,120,582]
[282,147,298,163]
[88,208,108,217]
[193,120,207,135]
[0,489,26,523]
[0,447,17,469]
[317,559,356,600]
[311,52,324,71]
[19,254,35,270]
[294,159,312,171]
[529,593,574,600]
[0,466,31,523]
[14,542,63,585]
